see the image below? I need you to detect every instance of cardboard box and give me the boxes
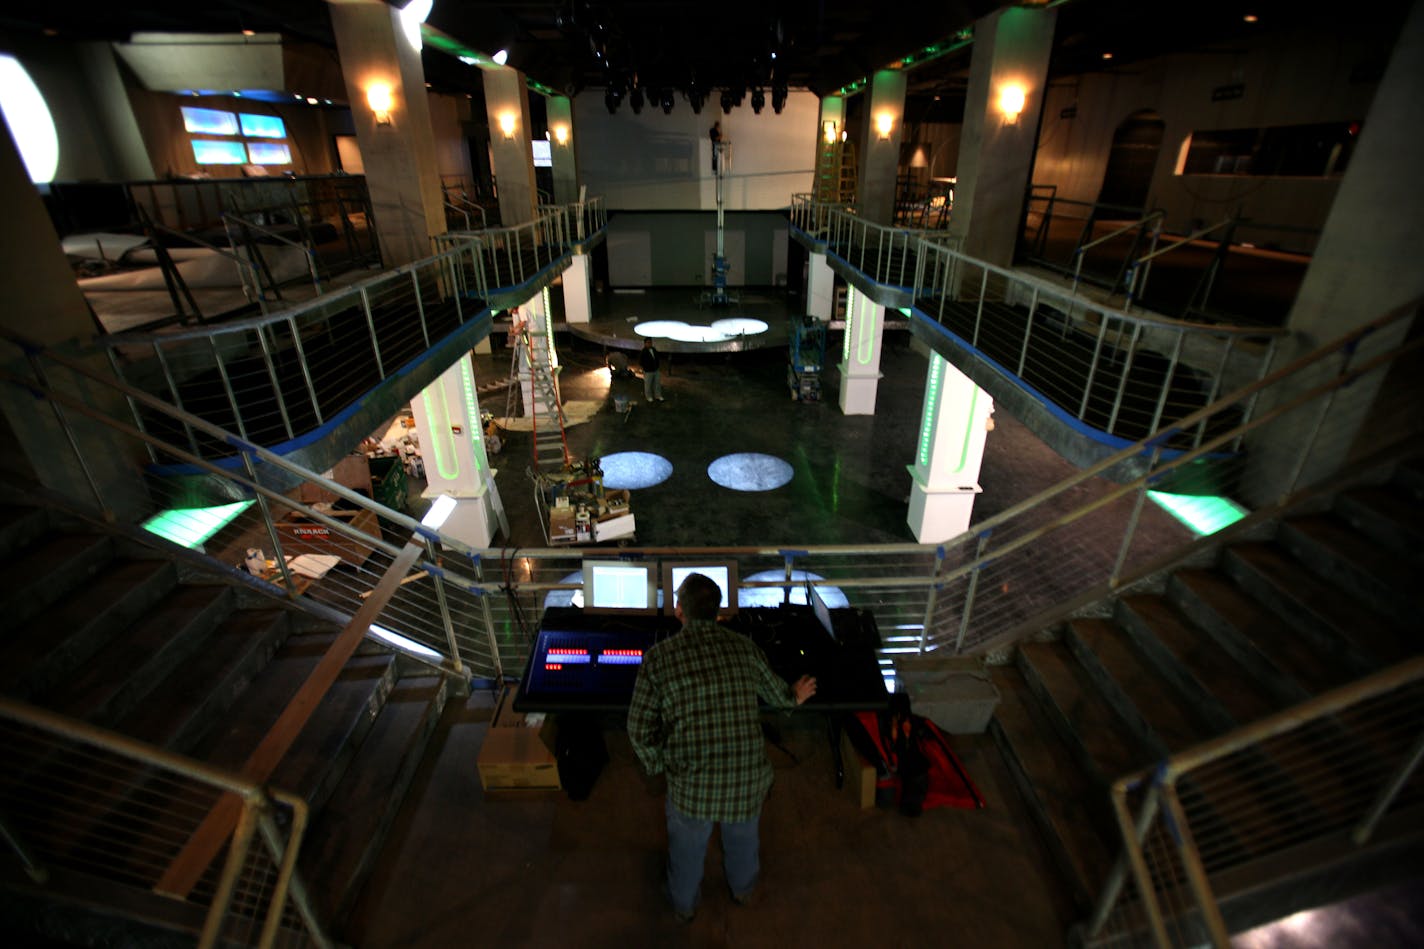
[295,454,372,504]
[842,730,877,810]
[274,507,378,567]
[549,508,578,544]
[477,686,561,791]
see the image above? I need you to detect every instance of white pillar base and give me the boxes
[425,488,497,549]
[562,254,592,324]
[907,481,983,544]
[839,369,881,415]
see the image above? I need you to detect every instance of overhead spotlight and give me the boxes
[660,89,674,114]
[771,83,787,114]
[688,89,705,114]
[629,85,645,114]
[750,87,765,114]
[604,86,622,114]
[720,89,735,114]
[492,49,509,66]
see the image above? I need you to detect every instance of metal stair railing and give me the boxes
[1083,655,1424,948]
[1071,209,1165,296]
[0,695,333,949]
[222,211,325,300]
[1124,216,1237,315]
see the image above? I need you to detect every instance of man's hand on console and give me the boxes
[792,675,818,705]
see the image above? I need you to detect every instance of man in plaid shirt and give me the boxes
[628,573,817,922]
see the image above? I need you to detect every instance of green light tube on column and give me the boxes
[951,388,979,474]
[842,286,856,365]
[856,297,876,366]
[459,358,483,474]
[917,355,945,468]
[423,387,460,480]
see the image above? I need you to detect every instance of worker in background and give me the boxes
[709,120,722,173]
[639,337,664,402]
[628,573,817,922]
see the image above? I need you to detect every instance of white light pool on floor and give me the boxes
[707,453,793,492]
[633,320,685,338]
[739,570,849,608]
[600,451,674,489]
[666,323,732,342]
[710,318,768,337]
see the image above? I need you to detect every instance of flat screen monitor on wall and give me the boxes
[531,139,552,168]
[582,559,658,614]
[661,561,738,618]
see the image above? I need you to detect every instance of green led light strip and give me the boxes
[856,297,876,366]
[459,358,483,473]
[842,286,856,365]
[951,387,979,474]
[423,387,460,481]
[917,355,945,468]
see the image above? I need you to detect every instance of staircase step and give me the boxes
[118,609,297,754]
[1017,641,1146,785]
[300,675,447,928]
[0,504,49,559]
[267,654,398,815]
[1221,543,1412,672]
[0,533,114,629]
[42,585,235,728]
[1,558,177,700]
[1334,484,1424,560]
[1277,514,1422,627]
[1066,619,1211,754]
[1116,594,1277,730]
[988,667,1115,909]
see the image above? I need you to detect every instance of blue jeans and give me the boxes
[664,798,760,916]
[643,369,662,400]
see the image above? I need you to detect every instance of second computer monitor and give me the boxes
[662,561,739,618]
[582,559,659,614]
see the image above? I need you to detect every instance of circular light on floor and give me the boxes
[633,320,685,338]
[710,317,768,337]
[599,451,674,489]
[707,453,793,492]
[666,323,731,342]
[739,570,850,608]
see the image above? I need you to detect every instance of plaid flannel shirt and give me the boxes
[627,619,797,821]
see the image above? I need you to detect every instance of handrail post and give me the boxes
[208,336,248,441]
[1196,336,1236,449]
[255,325,294,441]
[1105,321,1141,436]
[1078,318,1110,421]
[243,450,297,595]
[952,532,991,653]
[1145,331,1187,436]
[1018,287,1039,377]
[359,286,386,379]
[1109,442,1162,586]
[197,794,262,949]
[412,267,431,350]
[255,809,333,949]
[1352,725,1424,845]
[288,316,324,425]
[473,556,504,681]
[1161,781,1232,948]
[425,537,466,678]
[917,545,947,653]
[154,343,202,458]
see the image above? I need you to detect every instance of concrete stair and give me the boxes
[0,501,453,946]
[989,462,1424,938]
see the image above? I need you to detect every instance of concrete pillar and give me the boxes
[807,252,835,321]
[837,286,886,415]
[328,0,447,267]
[408,353,503,547]
[562,254,592,324]
[77,42,155,180]
[907,354,995,543]
[949,5,1056,267]
[547,95,579,206]
[859,70,907,225]
[484,66,539,225]
[1244,1,1424,502]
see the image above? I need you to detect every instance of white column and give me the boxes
[806,252,834,322]
[837,286,886,415]
[907,355,995,543]
[408,353,502,547]
[562,254,592,324]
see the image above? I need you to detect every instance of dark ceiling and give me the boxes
[0,1,1409,113]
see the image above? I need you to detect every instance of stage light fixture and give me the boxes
[629,86,644,114]
[492,48,509,66]
[720,89,735,114]
[605,86,621,114]
[750,87,765,114]
[659,89,674,114]
[771,83,787,114]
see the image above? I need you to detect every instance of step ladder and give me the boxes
[813,139,858,205]
[506,326,571,474]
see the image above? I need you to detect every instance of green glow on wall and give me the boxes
[423,388,460,481]
[842,286,855,364]
[951,387,979,474]
[1148,491,1248,537]
[856,297,876,366]
[459,358,483,474]
[142,500,254,550]
[918,355,944,468]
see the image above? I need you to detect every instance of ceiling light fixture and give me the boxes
[604,86,622,114]
[750,87,765,114]
[492,48,509,66]
[629,85,644,114]
[720,89,735,114]
[398,0,432,53]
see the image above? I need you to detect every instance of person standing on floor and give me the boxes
[639,337,664,402]
[627,573,817,922]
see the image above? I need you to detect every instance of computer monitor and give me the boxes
[581,559,658,614]
[531,139,553,168]
[661,560,738,618]
[807,579,836,641]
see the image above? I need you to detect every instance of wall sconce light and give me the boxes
[498,111,517,139]
[553,124,569,146]
[823,121,837,144]
[998,83,1027,125]
[875,112,895,140]
[367,83,394,127]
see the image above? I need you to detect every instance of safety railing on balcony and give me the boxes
[435,204,575,292]
[0,695,332,948]
[1083,654,1424,948]
[1071,210,1165,297]
[88,241,483,458]
[822,206,961,289]
[1122,216,1236,315]
[914,240,1285,446]
[788,193,848,240]
[223,211,325,300]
